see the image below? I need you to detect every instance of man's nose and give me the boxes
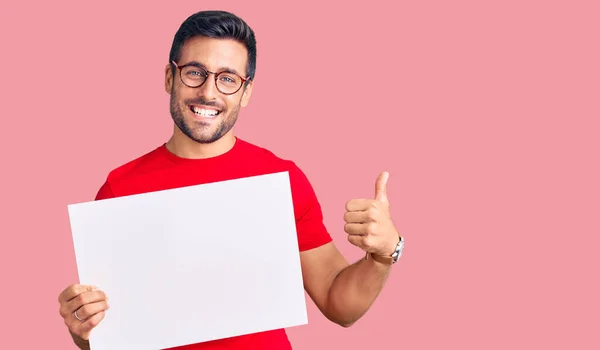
[197,74,219,99]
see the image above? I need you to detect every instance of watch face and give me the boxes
[392,239,404,261]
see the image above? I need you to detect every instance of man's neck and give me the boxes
[165,130,236,160]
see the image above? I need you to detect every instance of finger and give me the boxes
[73,300,110,321]
[59,287,103,319]
[75,311,106,340]
[347,234,365,249]
[345,199,373,212]
[344,223,367,236]
[67,291,108,314]
[59,284,97,303]
[375,171,389,203]
[343,211,370,223]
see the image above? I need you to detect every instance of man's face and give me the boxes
[165,36,253,144]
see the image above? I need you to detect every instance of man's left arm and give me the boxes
[300,171,403,327]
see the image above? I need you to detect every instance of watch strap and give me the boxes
[365,251,394,265]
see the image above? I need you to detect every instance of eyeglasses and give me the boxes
[172,61,248,95]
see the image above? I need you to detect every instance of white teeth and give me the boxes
[192,107,219,117]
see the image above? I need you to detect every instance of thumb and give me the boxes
[375,171,389,202]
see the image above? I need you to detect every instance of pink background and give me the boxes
[1,0,599,349]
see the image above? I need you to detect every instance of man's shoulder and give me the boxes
[238,138,314,190]
[104,144,165,183]
[237,138,298,170]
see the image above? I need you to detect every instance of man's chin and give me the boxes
[185,124,225,144]
[190,133,223,144]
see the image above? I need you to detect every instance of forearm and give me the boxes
[69,330,90,350]
[325,255,392,327]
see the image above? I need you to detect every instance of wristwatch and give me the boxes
[366,236,405,265]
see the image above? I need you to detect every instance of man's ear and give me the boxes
[240,80,254,107]
[165,63,174,94]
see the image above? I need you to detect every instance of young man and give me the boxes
[57,10,404,350]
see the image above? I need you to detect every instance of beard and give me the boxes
[169,87,240,144]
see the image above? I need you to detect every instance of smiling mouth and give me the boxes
[189,105,222,118]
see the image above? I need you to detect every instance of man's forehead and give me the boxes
[179,36,247,73]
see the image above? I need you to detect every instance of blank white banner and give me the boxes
[68,171,308,350]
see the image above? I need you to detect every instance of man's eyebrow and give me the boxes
[217,67,243,77]
[181,61,244,77]
[181,60,204,68]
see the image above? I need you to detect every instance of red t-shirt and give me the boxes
[93,137,332,349]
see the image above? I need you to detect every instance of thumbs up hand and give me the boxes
[344,171,400,257]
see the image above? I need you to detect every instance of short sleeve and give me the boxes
[94,180,115,200]
[288,163,333,251]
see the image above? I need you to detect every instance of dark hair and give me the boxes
[169,10,257,82]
